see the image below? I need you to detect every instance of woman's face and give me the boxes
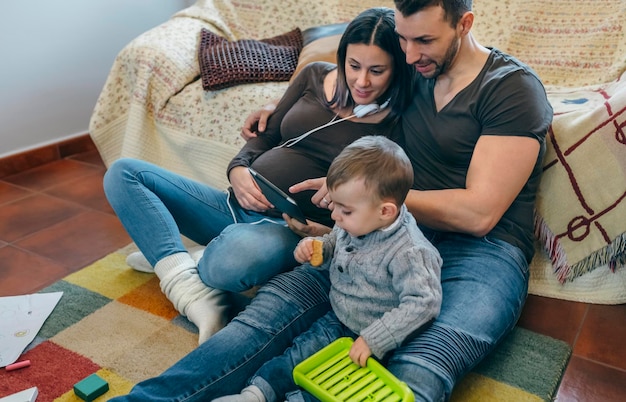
[344,43,393,106]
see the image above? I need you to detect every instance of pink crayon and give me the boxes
[5,360,31,371]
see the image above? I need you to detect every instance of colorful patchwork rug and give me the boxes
[1,251,571,401]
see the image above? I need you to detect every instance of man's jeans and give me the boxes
[108,231,529,402]
[103,158,301,292]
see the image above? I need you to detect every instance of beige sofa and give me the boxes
[90,0,626,304]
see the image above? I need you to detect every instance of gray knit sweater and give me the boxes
[316,205,442,359]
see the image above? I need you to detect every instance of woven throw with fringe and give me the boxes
[535,73,626,283]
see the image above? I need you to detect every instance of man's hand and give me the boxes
[240,102,278,141]
[349,337,372,367]
[282,176,333,236]
[289,177,331,209]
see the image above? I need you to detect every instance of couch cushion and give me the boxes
[291,23,348,82]
[199,28,303,91]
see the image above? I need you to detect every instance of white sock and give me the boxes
[126,251,154,273]
[188,245,206,264]
[154,252,229,344]
[126,246,206,273]
[186,289,229,344]
[212,385,266,402]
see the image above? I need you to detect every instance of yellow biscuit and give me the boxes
[310,239,324,267]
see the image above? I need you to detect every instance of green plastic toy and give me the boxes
[293,337,414,402]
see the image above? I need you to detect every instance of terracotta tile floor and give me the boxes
[1,150,625,401]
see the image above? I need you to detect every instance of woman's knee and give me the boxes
[198,252,261,292]
[103,158,136,204]
[197,223,300,291]
[103,158,146,192]
[103,158,126,192]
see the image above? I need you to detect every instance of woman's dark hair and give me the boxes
[330,7,415,125]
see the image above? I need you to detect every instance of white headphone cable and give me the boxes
[274,112,357,149]
[225,186,288,226]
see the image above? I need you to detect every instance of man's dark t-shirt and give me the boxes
[402,49,553,262]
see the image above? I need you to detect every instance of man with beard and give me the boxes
[109,1,553,401]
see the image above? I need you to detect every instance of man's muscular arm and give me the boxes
[406,135,540,236]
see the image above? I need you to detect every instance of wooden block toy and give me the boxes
[293,337,414,402]
[73,373,109,401]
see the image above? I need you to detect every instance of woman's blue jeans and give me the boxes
[103,158,301,292]
[108,231,529,402]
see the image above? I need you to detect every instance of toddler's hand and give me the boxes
[294,238,315,264]
[349,337,372,367]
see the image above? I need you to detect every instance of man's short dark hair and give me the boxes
[394,0,472,26]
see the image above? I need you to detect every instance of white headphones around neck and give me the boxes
[353,98,391,118]
[275,97,392,149]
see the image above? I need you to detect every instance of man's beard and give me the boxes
[422,35,460,79]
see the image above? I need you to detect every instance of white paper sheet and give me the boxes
[0,387,38,402]
[0,292,63,367]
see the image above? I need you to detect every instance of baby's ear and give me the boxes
[380,202,398,220]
